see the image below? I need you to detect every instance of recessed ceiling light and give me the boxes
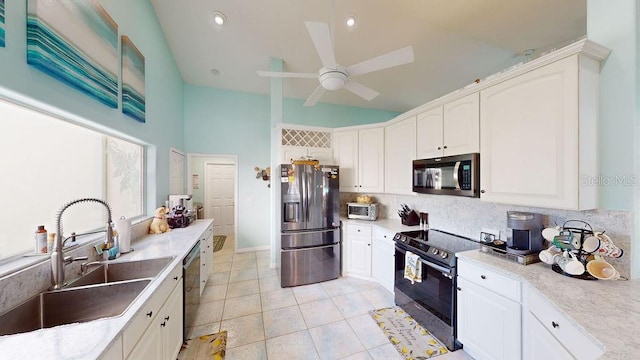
[210,68,220,76]
[345,15,356,27]
[212,11,227,26]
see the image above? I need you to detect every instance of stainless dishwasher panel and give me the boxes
[183,242,201,341]
[281,243,341,287]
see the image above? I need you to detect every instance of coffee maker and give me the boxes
[506,211,543,255]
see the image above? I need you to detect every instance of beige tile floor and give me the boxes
[181,236,474,360]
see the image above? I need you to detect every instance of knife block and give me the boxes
[402,211,420,226]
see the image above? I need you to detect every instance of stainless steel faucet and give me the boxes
[52,198,114,290]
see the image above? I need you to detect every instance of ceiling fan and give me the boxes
[257,21,414,106]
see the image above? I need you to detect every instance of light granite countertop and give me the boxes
[0,219,213,360]
[341,217,420,234]
[457,249,640,360]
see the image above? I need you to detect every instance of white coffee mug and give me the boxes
[582,233,601,253]
[557,251,585,276]
[539,246,561,265]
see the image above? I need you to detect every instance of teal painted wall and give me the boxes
[183,85,398,249]
[587,0,637,211]
[184,85,271,249]
[284,98,399,127]
[587,0,638,276]
[0,0,184,210]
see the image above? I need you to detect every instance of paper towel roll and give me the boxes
[114,216,132,253]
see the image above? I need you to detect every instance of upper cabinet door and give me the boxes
[480,55,585,210]
[416,107,444,159]
[333,130,359,192]
[385,117,416,194]
[358,127,385,193]
[281,145,308,164]
[443,92,480,156]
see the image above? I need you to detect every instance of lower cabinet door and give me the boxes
[372,237,394,292]
[163,281,184,360]
[127,320,162,360]
[525,312,573,360]
[457,277,521,360]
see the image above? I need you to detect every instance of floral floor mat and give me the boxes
[179,331,226,360]
[370,307,448,359]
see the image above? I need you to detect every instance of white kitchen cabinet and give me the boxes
[162,281,184,360]
[479,54,599,210]
[416,93,479,159]
[343,224,372,277]
[385,116,416,194]
[457,259,521,360]
[200,224,214,295]
[525,312,573,360]
[334,127,384,193]
[128,279,183,360]
[281,145,333,164]
[372,227,395,292]
[123,262,183,359]
[100,336,123,360]
[524,287,603,360]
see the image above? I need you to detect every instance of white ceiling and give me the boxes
[150,0,586,113]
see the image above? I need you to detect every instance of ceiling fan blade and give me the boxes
[346,46,414,77]
[257,71,318,79]
[343,80,380,101]
[305,21,337,69]
[304,85,327,106]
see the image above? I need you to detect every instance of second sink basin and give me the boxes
[0,279,151,336]
[68,256,174,288]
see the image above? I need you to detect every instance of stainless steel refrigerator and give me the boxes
[280,164,341,287]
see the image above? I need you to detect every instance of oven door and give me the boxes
[394,244,459,350]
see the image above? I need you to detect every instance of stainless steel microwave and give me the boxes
[412,153,480,197]
[347,203,379,220]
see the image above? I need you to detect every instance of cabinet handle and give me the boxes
[437,147,441,150]
[480,275,486,280]
[457,287,462,291]
[354,185,358,188]
[552,321,559,328]
[146,311,153,317]
[173,276,179,281]
[359,185,362,188]
[443,146,448,149]
[480,190,486,194]
[161,322,166,327]
[368,243,370,246]
[165,316,170,321]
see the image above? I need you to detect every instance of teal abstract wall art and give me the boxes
[0,0,5,47]
[121,35,145,123]
[26,0,118,108]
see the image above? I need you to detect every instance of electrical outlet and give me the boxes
[480,227,500,242]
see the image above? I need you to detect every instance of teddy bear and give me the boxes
[149,206,171,234]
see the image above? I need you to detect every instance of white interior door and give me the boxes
[205,163,235,236]
[169,148,185,195]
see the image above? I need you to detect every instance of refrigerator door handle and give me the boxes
[282,228,339,235]
[282,243,338,252]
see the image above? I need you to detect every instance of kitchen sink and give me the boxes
[67,256,174,288]
[0,279,151,336]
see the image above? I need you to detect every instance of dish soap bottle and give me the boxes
[35,225,47,254]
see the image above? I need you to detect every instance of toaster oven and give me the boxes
[347,203,378,220]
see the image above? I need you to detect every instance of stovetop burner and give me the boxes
[394,229,480,267]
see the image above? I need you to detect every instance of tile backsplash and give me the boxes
[341,192,633,278]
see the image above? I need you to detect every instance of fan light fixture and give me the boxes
[212,11,226,26]
[319,71,347,90]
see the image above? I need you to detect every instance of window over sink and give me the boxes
[0,98,145,260]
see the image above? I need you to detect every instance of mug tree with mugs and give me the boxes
[539,220,625,280]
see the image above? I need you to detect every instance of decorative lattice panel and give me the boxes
[281,128,332,148]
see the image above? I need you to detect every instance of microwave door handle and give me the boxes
[453,161,461,190]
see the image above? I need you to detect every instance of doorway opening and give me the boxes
[187,154,238,245]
